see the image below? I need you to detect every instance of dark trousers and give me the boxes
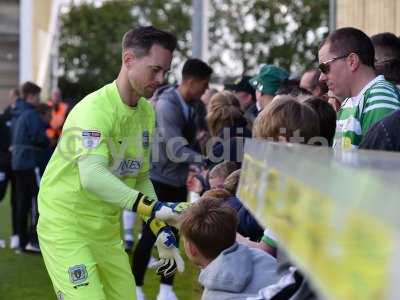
[132,180,187,286]
[0,165,17,235]
[14,169,39,249]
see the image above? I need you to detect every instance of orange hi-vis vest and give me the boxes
[46,101,69,139]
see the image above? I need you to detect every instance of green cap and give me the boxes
[250,65,289,95]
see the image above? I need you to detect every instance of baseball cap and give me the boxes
[250,65,289,95]
[224,76,255,95]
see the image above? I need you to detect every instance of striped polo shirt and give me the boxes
[334,75,400,149]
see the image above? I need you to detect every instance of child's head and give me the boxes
[180,197,238,267]
[208,161,238,189]
[206,91,245,136]
[252,95,320,144]
[202,188,232,199]
[304,97,337,146]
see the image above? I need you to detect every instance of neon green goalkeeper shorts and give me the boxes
[39,233,136,300]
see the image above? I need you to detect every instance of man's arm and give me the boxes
[78,155,189,224]
[78,155,138,210]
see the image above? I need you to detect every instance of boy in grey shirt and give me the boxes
[180,197,278,300]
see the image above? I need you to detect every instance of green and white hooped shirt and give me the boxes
[334,75,400,150]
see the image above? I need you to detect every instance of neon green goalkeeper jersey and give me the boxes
[38,81,156,241]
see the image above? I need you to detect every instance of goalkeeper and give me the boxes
[37,26,186,300]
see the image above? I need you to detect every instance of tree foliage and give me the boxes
[58,0,191,101]
[58,0,328,100]
[208,0,329,77]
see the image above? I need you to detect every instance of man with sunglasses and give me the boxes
[318,27,400,150]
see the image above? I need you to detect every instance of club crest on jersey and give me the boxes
[115,159,142,176]
[68,264,88,285]
[82,130,101,149]
[142,131,149,148]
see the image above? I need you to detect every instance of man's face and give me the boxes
[318,43,351,100]
[188,77,210,101]
[125,43,173,99]
[300,71,316,94]
[51,89,62,104]
[27,93,40,105]
[255,91,274,110]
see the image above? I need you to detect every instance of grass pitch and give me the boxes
[0,188,201,299]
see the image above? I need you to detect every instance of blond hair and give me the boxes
[206,91,246,136]
[253,95,320,143]
[223,169,241,195]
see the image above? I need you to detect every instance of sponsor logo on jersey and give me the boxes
[142,131,149,148]
[114,158,142,176]
[82,130,101,149]
[68,264,88,285]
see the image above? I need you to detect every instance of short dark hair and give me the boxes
[182,58,213,81]
[304,97,337,146]
[371,32,400,59]
[371,32,400,84]
[276,79,312,100]
[21,81,41,99]
[180,197,237,260]
[321,27,375,68]
[122,26,177,57]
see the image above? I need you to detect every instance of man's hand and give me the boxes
[154,227,184,278]
[153,202,191,228]
[134,193,190,227]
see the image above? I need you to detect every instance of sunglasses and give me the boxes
[318,54,349,74]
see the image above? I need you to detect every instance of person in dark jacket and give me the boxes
[206,91,251,168]
[360,109,400,151]
[11,82,50,252]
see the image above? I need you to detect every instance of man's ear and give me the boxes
[122,50,135,68]
[348,53,360,72]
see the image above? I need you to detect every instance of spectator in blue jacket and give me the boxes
[11,82,50,253]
